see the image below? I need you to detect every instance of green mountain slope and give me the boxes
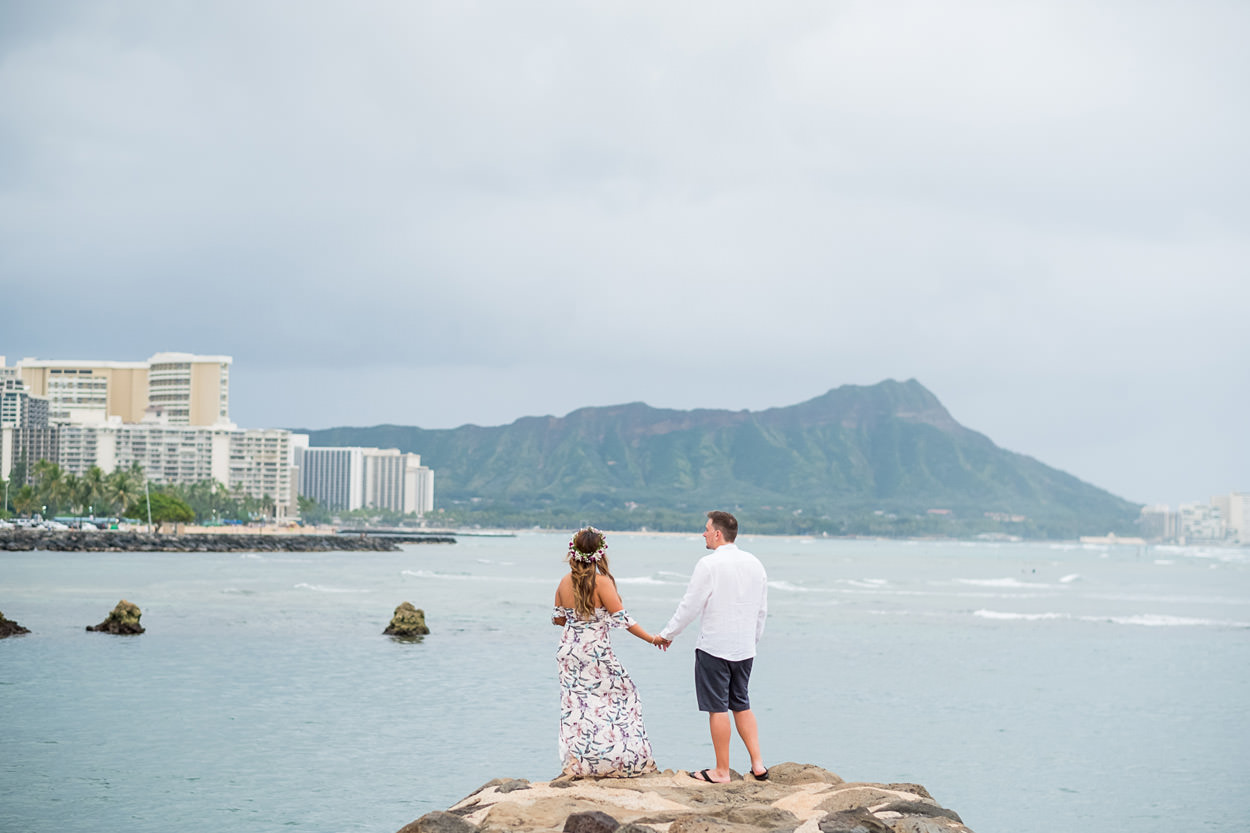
[295,379,1140,538]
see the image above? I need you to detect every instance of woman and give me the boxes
[553,526,661,777]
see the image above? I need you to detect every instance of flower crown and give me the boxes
[568,527,608,564]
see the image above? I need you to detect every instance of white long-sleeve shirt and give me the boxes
[659,542,767,661]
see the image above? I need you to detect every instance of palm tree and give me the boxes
[105,463,146,519]
[64,473,86,515]
[12,485,38,518]
[81,466,107,517]
[32,460,69,517]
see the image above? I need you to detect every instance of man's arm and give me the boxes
[659,559,712,642]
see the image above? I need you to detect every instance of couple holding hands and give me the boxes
[552,511,769,783]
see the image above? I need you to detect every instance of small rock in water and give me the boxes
[384,601,430,637]
[86,599,145,634]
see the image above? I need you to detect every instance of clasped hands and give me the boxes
[650,633,672,651]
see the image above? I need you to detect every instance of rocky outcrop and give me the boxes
[0,610,31,637]
[384,602,431,637]
[0,529,454,552]
[398,764,974,833]
[86,599,145,634]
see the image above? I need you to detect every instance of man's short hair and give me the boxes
[707,510,738,543]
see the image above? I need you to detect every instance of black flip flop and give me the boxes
[751,767,769,781]
[688,769,715,782]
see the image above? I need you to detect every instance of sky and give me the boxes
[1,1,1246,509]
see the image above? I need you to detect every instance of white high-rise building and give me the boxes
[363,448,434,515]
[53,419,293,520]
[297,446,367,511]
[1211,492,1250,544]
[1177,501,1224,543]
[294,443,433,516]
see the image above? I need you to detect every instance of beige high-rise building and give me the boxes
[17,353,231,426]
[17,359,149,423]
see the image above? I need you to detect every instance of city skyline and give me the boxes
[2,3,1246,510]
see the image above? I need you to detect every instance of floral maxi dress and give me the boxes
[555,606,658,777]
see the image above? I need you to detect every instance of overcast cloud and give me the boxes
[2,1,1246,509]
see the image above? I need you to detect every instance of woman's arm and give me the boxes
[552,581,567,626]
[599,578,662,645]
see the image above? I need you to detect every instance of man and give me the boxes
[657,510,769,783]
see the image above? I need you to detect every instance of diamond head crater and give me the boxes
[296,379,1140,539]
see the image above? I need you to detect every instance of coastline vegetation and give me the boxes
[1,460,277,528]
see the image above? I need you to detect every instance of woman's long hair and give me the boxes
[568,527,614,620]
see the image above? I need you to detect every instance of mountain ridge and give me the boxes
[294,379,1141,538]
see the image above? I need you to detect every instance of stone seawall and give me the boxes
[0,529,454,552]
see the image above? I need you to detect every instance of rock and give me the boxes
[86,599,145,634]
[616,825,660,833]
[563,810,619,833]
[405,765,976,833]
[0,610,31,637]
[397,811,480,833]
[0,528,454,553]
[384,602,431,637]
[667,815,761,833]
[891,818,969,833]
[764,763,845,786]
[817,786,932,815]
[871,801,960,824]
[818,808,894,833]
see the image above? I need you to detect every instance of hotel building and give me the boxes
[17,353,231,426]
[295,442,433,516]
[54,417,294,520]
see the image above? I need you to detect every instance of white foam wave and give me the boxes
[399,569,547,584]
[1154,560,1175,565]
[293,583,367,594]
[974,610,1068,621]
[768,580,830,593]
[974,609,1249,628]
[616,576,673,586]
[1097,614,1248,628]
[956,578,1047,589]
[1059,574,1080,584]
[842,578,889,588]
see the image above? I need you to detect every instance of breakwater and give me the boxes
[0,529,454,552]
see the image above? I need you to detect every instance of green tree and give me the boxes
[12,485,38,517]
[80,466,107,516]
[297,496,332,525]
[105,464,146,518]
[32,460,69,516]
[126,491,195,533]
[176,479,237,524]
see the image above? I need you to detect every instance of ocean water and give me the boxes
[1,533,1247,833]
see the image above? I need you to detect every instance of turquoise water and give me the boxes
[2,534,1248,833]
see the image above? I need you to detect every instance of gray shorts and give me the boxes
[694,648,753,712]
